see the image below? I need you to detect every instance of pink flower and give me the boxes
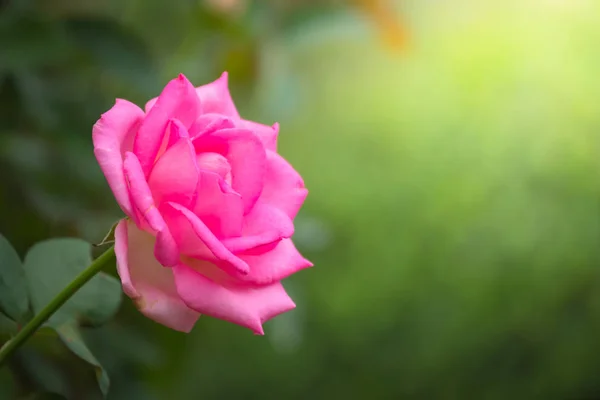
[93,73,311,334]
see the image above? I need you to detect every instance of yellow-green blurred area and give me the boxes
[2,0,600,399]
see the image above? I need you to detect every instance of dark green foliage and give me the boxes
[0,234,29,323]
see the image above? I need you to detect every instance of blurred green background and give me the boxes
[2,0,600,399]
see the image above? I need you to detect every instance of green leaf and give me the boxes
[23,238,122,327]
[55,322,109,396]
[17,346,70,398]
[0,234,29,323]
[0,312,17,337]
[23,239,121,397]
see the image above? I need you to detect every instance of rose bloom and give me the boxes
[93,73,311,334]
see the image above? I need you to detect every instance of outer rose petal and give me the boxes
[144,98,157,113]
[195,72,240,118]
[123,152,179,267]
[134,74,201,176]
[237,238,313,285]
[173,263,296,335]
[115,220,200,332]
[161,201,249,275]
[222,203,294,253]
[261,150,308,220]
[193,128,266,213]
[148,137,199,208]
[92,99,144,218]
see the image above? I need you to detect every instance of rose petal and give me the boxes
[193,171,243,238]
[123,152,161,231]
[222,203,294,253]
[92,99,144,218]
[134,74,201,177]
[260,150,308,220]
[146,119,190,168]
[114,220,200,332]
[189,114,235,139]
[173,263,296,334]
[148,137,199,208]
[235,120,278,152]
[195,152,232,182]
[161,202,249,275]
[195,72,239,118]
[193,128,266,213]
[145,98,157,113]
[123,152,179,266]
[161,118,190,157]
[237,239,313,285]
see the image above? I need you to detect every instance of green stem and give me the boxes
[0,246,116,367]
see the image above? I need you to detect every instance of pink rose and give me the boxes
[92,73,311,334]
